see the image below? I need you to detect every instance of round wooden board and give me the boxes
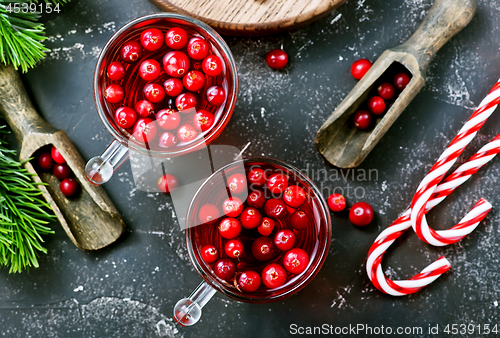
[149,0,347,36]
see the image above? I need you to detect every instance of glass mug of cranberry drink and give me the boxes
[173,158,331,326]
[85,13,238,185]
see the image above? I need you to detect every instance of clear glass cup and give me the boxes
[173,157,332,326]
[85,13,238,184]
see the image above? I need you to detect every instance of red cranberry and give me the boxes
[214,258,236,281]
[328,193,346,212]
[274,229,296,251]
[199,203,220,224]
[107,61,125,81]
[159,132,178,148]
[257,217,275,236]
[140,28,164,51]
[226,173,247,195]
[133,118,158,144]
[225,239,244,259]
[163,78,184,97]
[350,58,372,80]
[290,210,309,230]
[222,197,243,217]
[247,168,266,187]
[262,263,287,289]
[368,96,386,115]
[104,84,124,103]
[183,70,206,92]
[283,248,309,275]
[193,110,215,132]
[353,110,372,130]
[120,40,143,63]
[134,100,155,117]
[251,236,276,261]
[187,37,209,60]
[247,190,266,209]
[265,49,288,70]
[163,51,190,78]
[114,107,137,129]
[177,124,198,143]
[267,173,288,195]
[240,207,262,230]
[377,82,395,100]
[349,202,374,226]
[139,59,161,81]
[53,163,72,180]
[165,27,188,50]
[51,146,65,164]
[218,218,242,239]
[156,109,181,130]
[201,244,218,264]
[38,152,54,171]
[283,185,306,208]
[157,174,178,193]
[202,55,223,77]
[60,178,79,197]
[175,92,198,112]
[206,85,226,106]
[393,72,411,91]
[264,198,287,219]
[143,83,165,103]
[238,270,261,292]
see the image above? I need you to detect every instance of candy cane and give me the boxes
[411,80,500,246]
[366,133,500,296]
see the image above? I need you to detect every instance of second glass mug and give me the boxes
[85,13,239,184]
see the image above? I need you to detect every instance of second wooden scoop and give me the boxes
[0,64,125,250]
[315,0,476,168]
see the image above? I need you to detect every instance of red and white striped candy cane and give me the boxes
[411,80,500,246]
[366,133,500,296]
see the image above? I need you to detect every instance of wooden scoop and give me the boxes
[315,0,476,169]
[0,64,125,250]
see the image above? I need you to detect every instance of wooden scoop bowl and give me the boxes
[315,0,476,169]
[0,64,125,250]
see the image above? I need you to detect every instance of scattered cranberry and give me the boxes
[353,110,372,130]
[159,132,178,148]
[177,124,198,143]
[218,218,242,239]
[139,59,161,81]
[175,92,198,112]
[163,78,184,97]
[238,270,261,292]
[121,40,143,63]
[156,109,181,130]
[53,163,71,180]
[377,82,395,100]
[264,198,287,219]
[183,70,206,92]
[157,174,179,193]
[201,244,218,263]
[165,27,188,50]
[368,96,386,115]
[214,258,236,281]
[114,107,137,129]
[104,84,125,103]
[133,118,158,144]
[257,217,275,236]
[240,207,262,229]
[274,229,296,251]
[163,51,190,78]
[38,152,54,171]
[393,72,411,91]
[202,55,223,77]
[350,58,372,80]
[206,85,226,106]
[247,190,266,209]
[283,248,309,275]
[265,49,288,70]
[134,100,155,117]
[283,185,306,208]
[140,28,164,51]
[198,203,220,224]
[290,210,309,230]
[247,168,266,187]
[51,146,65,164]
[107,61,126,81]
[193,110,215,132]
[327,193,346,212]
[225,239,244,259]
[252,236,276,261]
[227,173,247,195]
[60,178,79,197]
[187,37,209,60]
[267,173,289,195]
[143,83,165,103]
[222,197,244,217]
[349,202,374,226]
[262,263,287,289]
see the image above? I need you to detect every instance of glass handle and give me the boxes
[85,140,129,185]
[173,281,216,326]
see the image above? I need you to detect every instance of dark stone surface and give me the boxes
[2,0,500,337]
